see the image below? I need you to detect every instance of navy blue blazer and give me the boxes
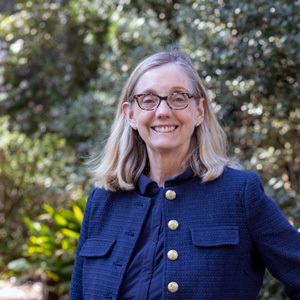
[70,167,300,299]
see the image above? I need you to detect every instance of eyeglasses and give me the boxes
[128,92,199,111]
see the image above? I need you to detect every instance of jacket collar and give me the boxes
[137,166,194,196]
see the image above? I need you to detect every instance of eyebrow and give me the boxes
[137,86,190,95]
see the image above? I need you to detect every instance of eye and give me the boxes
[170,93,186,102]
[140,94,158,104]
[174,96,185,102]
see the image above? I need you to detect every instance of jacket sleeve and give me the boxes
[69,189,95,300]
[244,172,300,300]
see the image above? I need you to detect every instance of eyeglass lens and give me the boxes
[138,93,189,110]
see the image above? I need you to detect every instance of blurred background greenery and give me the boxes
[0,0,299,299]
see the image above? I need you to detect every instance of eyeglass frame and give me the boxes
[128,92,200,111]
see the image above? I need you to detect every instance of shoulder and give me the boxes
[86,187,143,209]
[222,166,253,178]
[217,167,261,186]
[85,187,111,203]
[87,187,139,200]
[221,168,273,213]
[208,167,264,198]
[88,187,112,200]
[84,187,114,211]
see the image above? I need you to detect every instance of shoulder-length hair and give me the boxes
[89,50,238,191]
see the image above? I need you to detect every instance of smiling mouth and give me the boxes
[153,126,177,133]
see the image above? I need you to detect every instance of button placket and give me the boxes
[165,189,179,293]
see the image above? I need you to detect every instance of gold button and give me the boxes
[168,220,179,230]
[165,190,176,200]
[167,250,178,261]
[168,282,179,293]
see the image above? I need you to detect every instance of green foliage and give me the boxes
[6,199,86,296]
[0,116,85,265]
[0,0,299,299]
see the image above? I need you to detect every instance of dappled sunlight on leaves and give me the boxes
[0,0,299,299]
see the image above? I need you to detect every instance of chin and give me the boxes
[149,144,183,154]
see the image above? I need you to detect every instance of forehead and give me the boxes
[134,63,193,94]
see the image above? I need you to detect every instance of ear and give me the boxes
[195,97,205,125]
[122,102,137,130]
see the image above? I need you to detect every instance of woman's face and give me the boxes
[123,63,205,159]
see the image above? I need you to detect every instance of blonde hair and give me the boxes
[90,50,238,191]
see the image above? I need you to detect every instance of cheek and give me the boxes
[135,113,153,136]
[135,109,153,124]
[182,110,197,127]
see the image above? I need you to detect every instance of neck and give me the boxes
[147,151,188,187]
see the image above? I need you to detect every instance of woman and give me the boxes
[70,51,300,300]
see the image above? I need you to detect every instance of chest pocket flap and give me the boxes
[191,226,239,247]
[80,238,116,257]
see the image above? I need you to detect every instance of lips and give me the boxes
[152,126,177,133]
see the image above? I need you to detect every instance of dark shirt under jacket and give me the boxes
[119,168,194,300]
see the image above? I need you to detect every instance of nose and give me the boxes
[155,99,172,118]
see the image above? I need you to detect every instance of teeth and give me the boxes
[154,126,176,132]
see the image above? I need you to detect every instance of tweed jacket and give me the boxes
[70,167,300,300]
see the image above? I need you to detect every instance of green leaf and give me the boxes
[72,204,83,224]
[61,228,80,240]
[43,204,56,216]
[53,214,68,227]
